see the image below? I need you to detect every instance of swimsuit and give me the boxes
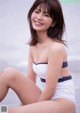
[33,61,76,104]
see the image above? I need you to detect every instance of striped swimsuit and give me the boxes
[33,61,76,104]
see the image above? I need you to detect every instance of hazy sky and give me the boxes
[0,1,80,63]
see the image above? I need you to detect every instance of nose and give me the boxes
[37,13,43,20]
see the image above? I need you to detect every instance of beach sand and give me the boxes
[0,60,80,113]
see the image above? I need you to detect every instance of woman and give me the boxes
[0,0,76,113]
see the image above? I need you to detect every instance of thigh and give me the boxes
[9,99,76,113]
[3,68,41,105]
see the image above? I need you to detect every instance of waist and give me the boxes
[40,76,72,83]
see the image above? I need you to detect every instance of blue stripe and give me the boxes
[33,61,68,68]
[40,76,72,83]
[33,62,47,65]
[62,61,68,68]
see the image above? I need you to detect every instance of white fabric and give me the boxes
[33,63,76,104]
[33,63,48,79]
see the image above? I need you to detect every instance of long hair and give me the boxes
[28,0,65,46]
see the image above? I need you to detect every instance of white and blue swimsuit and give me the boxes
[33,61,76,104]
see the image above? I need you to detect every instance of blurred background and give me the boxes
[0,0,80,112]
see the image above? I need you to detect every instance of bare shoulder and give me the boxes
[51,41,65,49]
[29,46,33,51]
[49,42,67,58]
[29,45,35,53]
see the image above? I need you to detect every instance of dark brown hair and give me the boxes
[28,0,65,46]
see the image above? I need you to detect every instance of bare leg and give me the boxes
[0,67,41,104]
[0,70,9,101]
[8,99,76,113]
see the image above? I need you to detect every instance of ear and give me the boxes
[51,21,56,27]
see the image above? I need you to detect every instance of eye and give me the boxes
[44,13,50,17]
[34,9,40,14]
[34,10,39,13]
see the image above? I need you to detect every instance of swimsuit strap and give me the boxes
[62,61,68,68]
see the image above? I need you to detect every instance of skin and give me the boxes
[0,5,76,113]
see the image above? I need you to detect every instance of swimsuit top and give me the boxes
[33,61,68,79]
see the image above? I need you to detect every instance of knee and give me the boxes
[4,67,18,74]
[2,67,20,83]
[8,108,15,113]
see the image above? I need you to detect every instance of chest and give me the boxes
[32,46,49,63]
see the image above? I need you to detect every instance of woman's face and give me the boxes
[31,5,53,32]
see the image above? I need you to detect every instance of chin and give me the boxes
[33,27,44,31]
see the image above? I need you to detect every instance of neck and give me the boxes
[37,31,50,43]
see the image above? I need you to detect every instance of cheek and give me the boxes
[31,12,36,20]
[46,19,53,27]
[31,12,35,21]
[49,18,53,25]
[31,14,33,23]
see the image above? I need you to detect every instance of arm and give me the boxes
[38,44,66,101]
[27,46,36,83]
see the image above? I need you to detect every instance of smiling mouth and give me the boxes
[34,20,44,26]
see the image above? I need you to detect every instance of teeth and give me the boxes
[36,22,42,25]
[34,21,43,25]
